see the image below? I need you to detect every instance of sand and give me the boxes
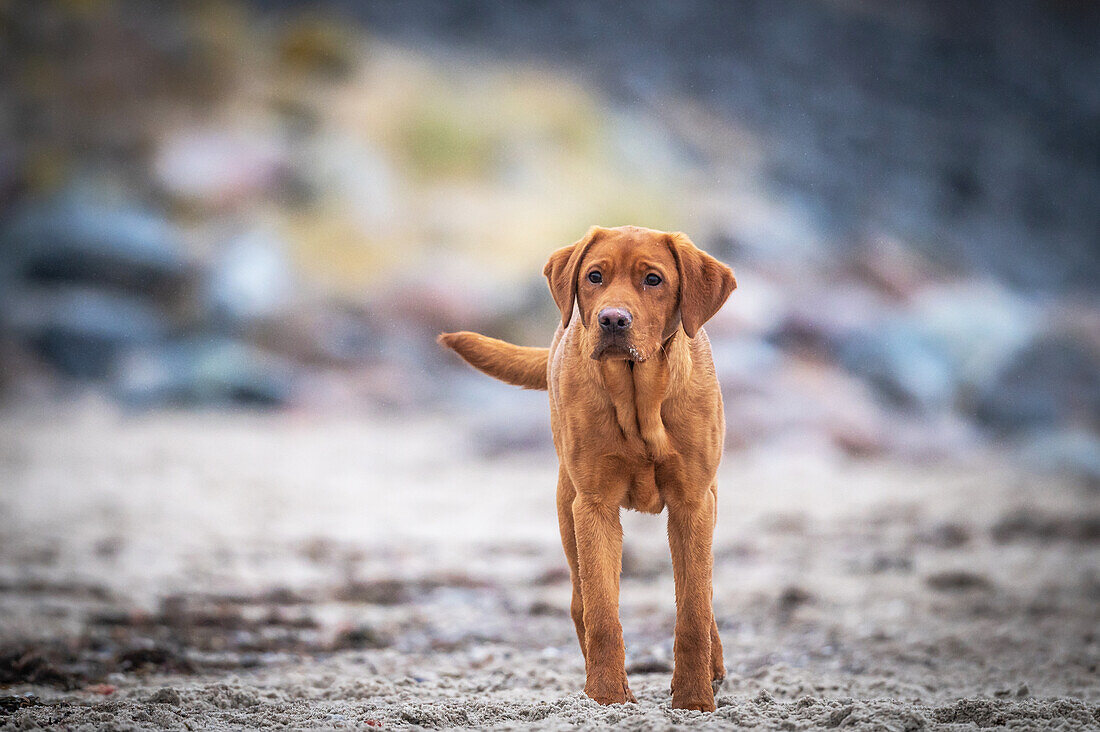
[1,405,1098,730]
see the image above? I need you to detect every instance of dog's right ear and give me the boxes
[543,226,604,328]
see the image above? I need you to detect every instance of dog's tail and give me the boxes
[437,331,549,391]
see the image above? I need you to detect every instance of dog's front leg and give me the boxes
[572,487,636,705]
[666,485,717,711]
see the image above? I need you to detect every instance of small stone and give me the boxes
[148,687,182,705]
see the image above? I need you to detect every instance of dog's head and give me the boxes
[543,226,736,362]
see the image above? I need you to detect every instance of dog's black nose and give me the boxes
[598,307,633,334]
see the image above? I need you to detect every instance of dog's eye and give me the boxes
[587,271,602,284]
[644,273,662,287]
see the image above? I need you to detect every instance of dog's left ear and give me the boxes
[667,232,737,338]
[543,226,605,328]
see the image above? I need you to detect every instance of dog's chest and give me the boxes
[595,361,675,515]
[599,360,674,458]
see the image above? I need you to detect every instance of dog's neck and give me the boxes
[596,330,686,461]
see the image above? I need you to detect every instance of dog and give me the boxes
[438,225,736,711]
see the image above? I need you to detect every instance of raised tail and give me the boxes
[437,331,549,391]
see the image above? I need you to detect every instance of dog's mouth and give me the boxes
[590,336,647,363]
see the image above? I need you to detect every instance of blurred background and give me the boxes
[1,0,1099,466]
[0,2,1098,727]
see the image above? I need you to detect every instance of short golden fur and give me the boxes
[439,226,736,711]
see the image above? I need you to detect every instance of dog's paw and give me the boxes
[671,673,716,712]
[585,674,636,705]
[711,658,726,686]
[671,688,716,712]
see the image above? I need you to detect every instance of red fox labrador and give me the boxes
[438,225,736,711]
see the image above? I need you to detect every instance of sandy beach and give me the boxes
[1,406,1097,729]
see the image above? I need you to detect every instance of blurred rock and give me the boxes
[839,327,955,412]
[705,269,786,338]
[204,228,295,325]
[1016,430,1100,490]
[991,509,1100,543]
[154,127,285,208]
[253,303,379,367]
[626,656,671,674]
[621,548,666,581]
[331,625,391,650]
[278,15,360,78]
[977,334,1100,434]
[721,351,889,456]
[711,336,783,392]
[0,141,23,208]
[877,412,980,463]
[6,288,171,378]
[847,234,938,301]
[299,132,401,237]
[908,281,1037,396]
[527,600,565,617]
[838,281,1037,413]
[0,197,190,297]
[776,585,813,621]
[369,253,531,338]
[147,688,183,705]
[925,571,993,592]
[114,337,297,407]
[0,646,84,689]
[0,197,191,379]
[770,282,889,357]
[918,522,972,549]
[0,694,41,713]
